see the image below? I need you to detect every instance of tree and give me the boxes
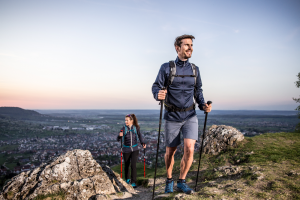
[293,72,300,132]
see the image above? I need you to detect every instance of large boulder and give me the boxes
[0,149,134,200]
[202,125,244,155]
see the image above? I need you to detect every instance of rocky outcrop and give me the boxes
[0,149,134,200]
[202,125,244,155]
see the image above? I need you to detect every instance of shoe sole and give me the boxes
[176,187,194,194]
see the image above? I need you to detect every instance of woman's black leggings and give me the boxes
[123,150,139,183]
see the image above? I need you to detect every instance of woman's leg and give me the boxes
[130,150,139,184]
[123,152,132,181]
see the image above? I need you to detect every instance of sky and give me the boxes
[0,0,299,110]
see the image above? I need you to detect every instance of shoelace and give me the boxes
[180,182,190,191]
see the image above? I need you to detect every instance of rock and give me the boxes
[287,170,300,176]
[154,193,171,199]
[201,125,244,155]
[253,171,264,180]
[174,193,188,200]
[249,166,260,171]
[234,188,243,193]
[0,149,134,200]
[208,181,218,187]
[213,165,241,176]
[245,151,254,155]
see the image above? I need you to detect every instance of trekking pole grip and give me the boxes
[204,101,212,114]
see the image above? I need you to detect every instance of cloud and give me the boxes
[234,29,240,33]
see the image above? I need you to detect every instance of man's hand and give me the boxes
[203,103,212,113]
[158,89,167,100]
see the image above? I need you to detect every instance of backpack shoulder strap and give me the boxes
[124,126,127,136]
[167,61,176,88]
[133,126,139,143]
[190,63,197,86]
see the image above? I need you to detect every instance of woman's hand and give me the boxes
[119,132,123,137]
[143,144,146,149]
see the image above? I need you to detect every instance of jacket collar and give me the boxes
[175,56,189,66]
[125,125,134,130]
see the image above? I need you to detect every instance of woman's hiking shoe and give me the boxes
[131,183,137,188]
[165,179,174,193]
[126,179,130,184]
[177,180,194,194]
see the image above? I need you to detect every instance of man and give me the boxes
[152,34,212,194]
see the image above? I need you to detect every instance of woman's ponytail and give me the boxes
[130,114,140,129]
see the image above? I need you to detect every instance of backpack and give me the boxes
[122,125,139,148]
[167,60,197,88]
[164,61,198,112]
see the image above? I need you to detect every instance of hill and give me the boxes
[112,132,300,199]
[0,130,299,199]
[0,107,44,120]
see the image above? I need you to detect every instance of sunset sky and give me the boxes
[0,0,299,110]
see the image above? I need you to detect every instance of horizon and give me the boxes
[0,106,298,112]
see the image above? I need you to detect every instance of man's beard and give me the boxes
[183,52,192,59]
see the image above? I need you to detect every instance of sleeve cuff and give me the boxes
[198,104,204,111]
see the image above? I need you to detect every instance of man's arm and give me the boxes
[194,66,212,112]
[152,64,168,101]
[194,67,206,110]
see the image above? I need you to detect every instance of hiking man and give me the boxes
[152,34,212,194]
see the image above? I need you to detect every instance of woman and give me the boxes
[117,114,146,188]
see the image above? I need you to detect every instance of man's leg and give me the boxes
[176,116,198,194]
[164,119,182,193]
[165,146,177,179]
[179,138,196,179]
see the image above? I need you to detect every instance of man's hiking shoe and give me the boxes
[126,179,130,184]
[131,183,137,188]
[165,179,174,193]
[177,180,194,194]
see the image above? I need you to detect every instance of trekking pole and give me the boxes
[195,101,212,191]
[120,130,123,179]
[144,148,146,178]
[152,87,165,200]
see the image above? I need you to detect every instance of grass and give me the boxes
[0,154,7,165]
[111,162,165,180]
[33,190,66,200]
[5,162,17,170]
[234,132,300,164]
[0,145,19,151]
[127,132,300,199]
[193,132,300,200]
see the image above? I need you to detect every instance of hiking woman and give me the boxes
[117,114,146,188]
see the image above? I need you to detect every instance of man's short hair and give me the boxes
[174,34,195,48]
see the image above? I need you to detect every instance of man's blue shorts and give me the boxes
[164,115,198,147]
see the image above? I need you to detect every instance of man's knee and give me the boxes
[185,146,194,157]
[184,140,195,157]
[165,147,177,159]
